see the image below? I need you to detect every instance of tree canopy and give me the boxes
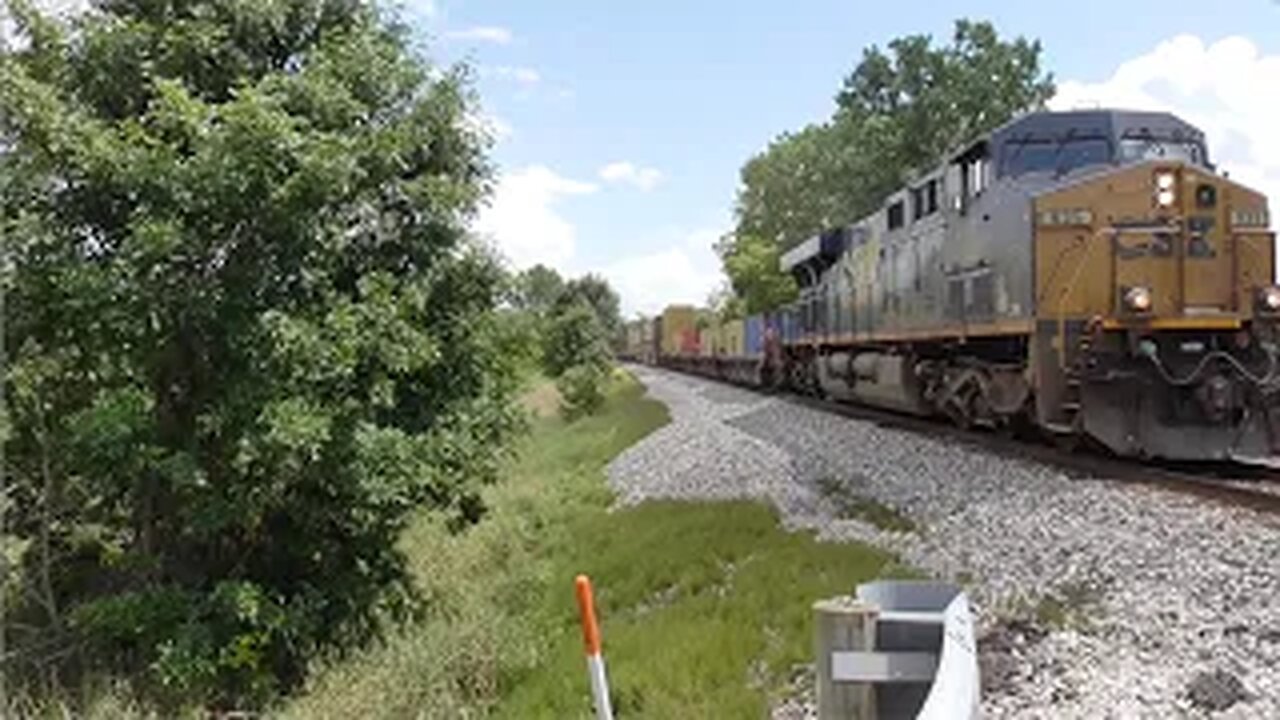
[555,273,621,340]
[723,19,1054,312]
[510,263,566,316]
[714,232,798,316]
[2,0,522,708]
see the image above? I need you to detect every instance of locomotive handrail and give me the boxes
[1053,227,1112,370]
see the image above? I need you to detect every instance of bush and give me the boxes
[556,364,609,420]
[542,301,610,378]
[2,0,522,710]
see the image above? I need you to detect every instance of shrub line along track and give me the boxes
[642,364,1280,516]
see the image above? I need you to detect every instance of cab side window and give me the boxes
[912,179,940,220]
[887,200,905,230]
[955,144,990,214]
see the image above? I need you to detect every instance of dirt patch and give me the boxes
[520,381,563,418]
[978,617,1050,696]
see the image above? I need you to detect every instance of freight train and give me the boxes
[621,109,1279,464]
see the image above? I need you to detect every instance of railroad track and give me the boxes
[644,363,1280,516]
[797,393,1280,516]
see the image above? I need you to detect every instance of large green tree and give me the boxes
[2,0,521,708]
[835,19,1054,186]
[714,232,797,315]
[725,20,1054,312]
[555,273,621,339]
[510,263,565,316]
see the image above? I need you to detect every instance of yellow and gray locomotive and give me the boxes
[775,109,1276,462]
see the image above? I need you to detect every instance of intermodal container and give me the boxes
[680,327,701,355]
[661,305,696,356]
[641,318,657,362]
[624,320,644,357]
[744,314,764,357]
[781,307,799,344]
[699,324,717,357]
[721,319,745,357]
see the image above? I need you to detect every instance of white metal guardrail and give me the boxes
[814,581,979,720]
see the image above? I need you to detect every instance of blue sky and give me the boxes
[410,0,1280,314]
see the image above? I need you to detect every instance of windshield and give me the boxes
[1118,137,1205,165]
[1000,137,1112,177]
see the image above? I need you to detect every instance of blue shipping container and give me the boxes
[744,314,764,357]
[781,308,799,344]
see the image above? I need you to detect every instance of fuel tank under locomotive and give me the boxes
[816,352,931,415]
[812,350,1032,428]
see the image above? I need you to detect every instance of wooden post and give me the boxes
[814,596,879,720]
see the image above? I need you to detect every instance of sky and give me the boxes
[407,0,1280,316]
[6,1,1280,315]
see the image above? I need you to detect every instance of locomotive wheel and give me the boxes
[999,412,1039,442]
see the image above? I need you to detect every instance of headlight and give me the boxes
[1154,171,1177,207]
[1258,286,1280,312]
[1124,285,1153,313]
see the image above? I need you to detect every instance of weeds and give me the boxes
[816,477,918,533]
[999,580,1101,633]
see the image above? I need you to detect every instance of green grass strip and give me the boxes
[286,370,903,719]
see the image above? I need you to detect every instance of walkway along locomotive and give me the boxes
[622,109,1278,463]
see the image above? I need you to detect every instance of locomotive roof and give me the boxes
[984,109,1206,150]
[784,109,1212,279]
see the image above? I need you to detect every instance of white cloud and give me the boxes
[473,166,597,270]
[598,161,665,191]
[473,164,724,313]
[489,65,541,86]
[598,228,726,316]
[1051,34,1280,228]
[446,26,512,44]
[404,0,437,18]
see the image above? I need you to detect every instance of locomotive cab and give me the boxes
[1028,114,1276,461]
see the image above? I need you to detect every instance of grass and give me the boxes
[3,682,168,720]
[496,501,894,719]
[285,369,903,719]
[815,477,918,533]
[1031,581,1100,632]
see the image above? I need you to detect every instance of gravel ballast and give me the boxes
[609,365,1280,719]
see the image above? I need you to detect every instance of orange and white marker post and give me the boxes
[574,575,615,720]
